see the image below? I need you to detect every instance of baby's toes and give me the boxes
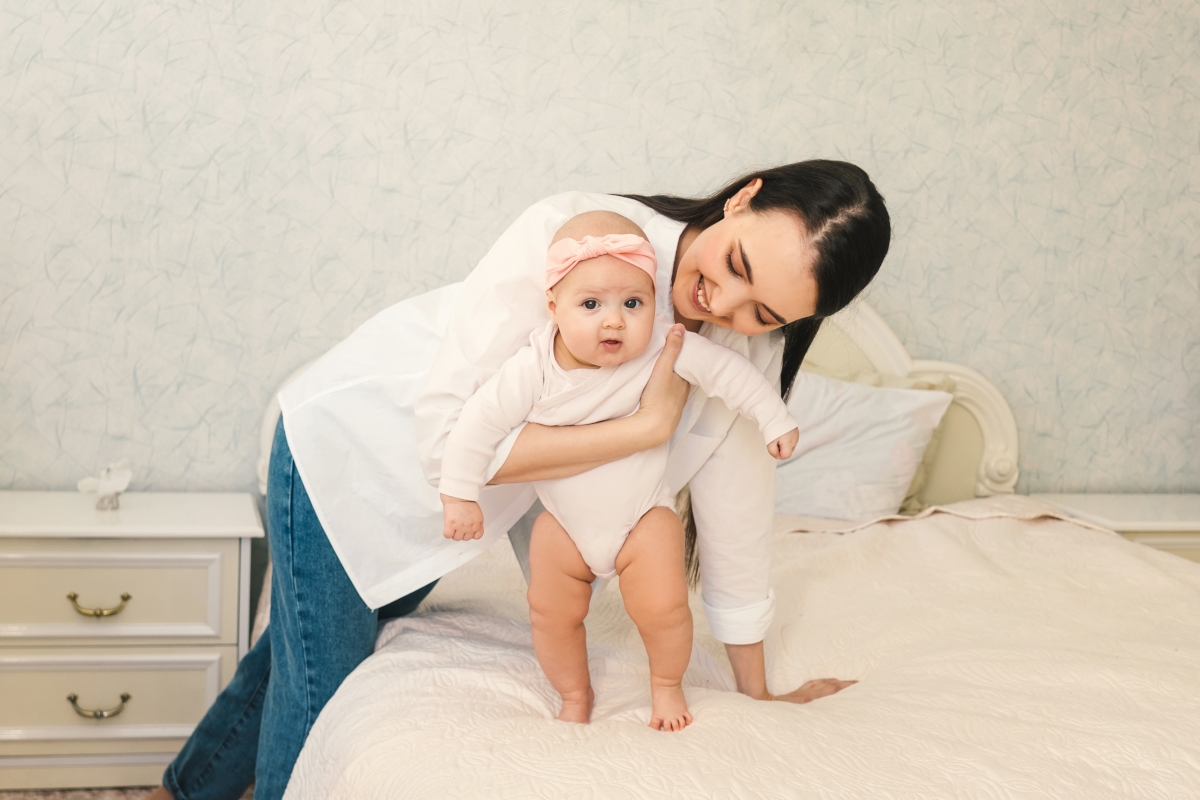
[655,714,678,732]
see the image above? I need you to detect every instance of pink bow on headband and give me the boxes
[545,234,658,291]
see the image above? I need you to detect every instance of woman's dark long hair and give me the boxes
[623,159,891,400]
[623,160,891,585]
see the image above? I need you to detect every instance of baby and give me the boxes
[439,212,799,731]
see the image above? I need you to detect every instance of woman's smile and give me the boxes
[692,276,713,315]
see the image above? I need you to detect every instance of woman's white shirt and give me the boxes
[278,191,783,644]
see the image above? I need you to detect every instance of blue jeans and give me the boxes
[162,420,437,800]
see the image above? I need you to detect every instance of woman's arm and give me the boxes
[725,642,857,703]
[689,413,858,704]
[725,641,770,699]
[489,325,689,484]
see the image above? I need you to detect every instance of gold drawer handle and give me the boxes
[67,592,131,617]
[67,692,131,719]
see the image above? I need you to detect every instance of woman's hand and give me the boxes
[726,642,856,705]
[771,678,858,704]
[636,324,690,446]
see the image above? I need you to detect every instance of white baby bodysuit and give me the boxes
[440,316,798,579]
[439,317,798,578]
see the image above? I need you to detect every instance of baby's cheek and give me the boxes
[558,321,611,367]
[625,318,656,355]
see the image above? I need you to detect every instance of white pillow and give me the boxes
[775,371,954,521]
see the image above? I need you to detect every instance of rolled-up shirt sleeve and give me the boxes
[687,410,779,644]
[679,325,784,646]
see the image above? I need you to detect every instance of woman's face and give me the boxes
[671,182,819,336]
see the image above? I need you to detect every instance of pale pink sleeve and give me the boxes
[672,332,798,444]
[437,346,542,502]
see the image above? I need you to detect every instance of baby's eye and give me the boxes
[624,298,641,309]
[582,299,598,310]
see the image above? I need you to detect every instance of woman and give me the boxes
[148,159,891,800]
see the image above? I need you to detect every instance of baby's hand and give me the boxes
[441,495,485,541]
[767,428,799,460]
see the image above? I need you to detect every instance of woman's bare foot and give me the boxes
[649,681,692,731]
[557,686,594,723]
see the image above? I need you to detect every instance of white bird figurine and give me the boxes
[78,460,133,510]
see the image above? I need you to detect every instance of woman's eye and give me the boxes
[583,299,598,309]
[726,251,740,279]
[624,298,641,309]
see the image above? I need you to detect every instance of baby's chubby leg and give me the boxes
[614,506,694,732]
[528,511,596,723]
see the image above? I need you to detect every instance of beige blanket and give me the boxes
[286,496,1200,799]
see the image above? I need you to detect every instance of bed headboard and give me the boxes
[257,301,1020,505]
[802,302,1018,505]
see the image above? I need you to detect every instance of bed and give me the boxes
[257,303,1200,799]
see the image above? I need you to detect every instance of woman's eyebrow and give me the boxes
[738,241,754,284]
[739,241,788,325]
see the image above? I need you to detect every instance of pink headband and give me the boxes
[545,234,657,291]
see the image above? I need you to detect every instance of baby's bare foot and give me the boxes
[557,687,594,723]
[649,682,692,731]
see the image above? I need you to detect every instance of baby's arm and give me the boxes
[672,333,799,460]
[439,346,542,540]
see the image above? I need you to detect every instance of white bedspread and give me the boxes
[285,497,1200,799]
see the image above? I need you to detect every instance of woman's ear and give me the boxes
[728,178,764,214]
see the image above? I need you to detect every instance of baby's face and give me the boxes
[547,256,656,368]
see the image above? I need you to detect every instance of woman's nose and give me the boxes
[707,276,743,319]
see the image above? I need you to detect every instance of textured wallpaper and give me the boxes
[2,0,1197,493]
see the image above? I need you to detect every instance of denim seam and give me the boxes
[288,458,317,738]
[162,763,187,800]
[184,662,271,797]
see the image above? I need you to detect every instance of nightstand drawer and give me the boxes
[0,646,237,741]
[0,539,240,644]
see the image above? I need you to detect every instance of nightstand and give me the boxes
[1030,493,1200,564]
[0,491,264,790]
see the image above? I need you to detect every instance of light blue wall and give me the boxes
[2,0,1197,493]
